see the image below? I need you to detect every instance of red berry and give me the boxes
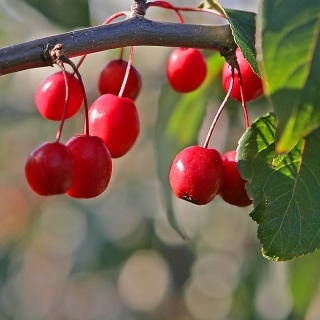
[169,146,223,205]
[87,94,140,158]
[98,59,142,101]
[219,150,252,207]
[167,48,207,93]
[25,142,74,196]
[222,48,263,102]
[35,71,83,121]
[66,135,112,199]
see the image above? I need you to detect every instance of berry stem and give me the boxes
[56,51,90,136]
[146,1,184,23]
[170,6,226,19]
[147,3,226,19]
[119,47,124,61]
[146,2,227,20]
[103,11,129,24]
[55,62,69,143]
[118,46,135,98]
[75,11,128,71]
[237,67,250,129]
[203,67,234,149]
[69,62,90,136]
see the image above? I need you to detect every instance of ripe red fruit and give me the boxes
[66,135,112,199]
[222,48,263,102]
[169,146,223,205]
[87,94,140,158]
[167,48,207,93]
[35,71,83,121]
[25,142,74,196]
[98,59,142,101]
[219,150,252,207]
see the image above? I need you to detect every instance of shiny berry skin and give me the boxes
[98,59,142,101]
[167,48,207,93]
[66,135,112,199]
[169,146,223,205]
[222,48,263,102]
[35,71,83,121]
[25,142,74,196]
[87,94,140,158]
[219,150,252,207]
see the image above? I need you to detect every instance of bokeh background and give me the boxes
[0,0,320,319]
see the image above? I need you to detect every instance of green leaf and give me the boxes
[256,0,320,153]
[198,0,226,18]
[154,53,224,239]
[224,9,259,76]
[237,113,320,261]
[199,0,259,76]
[21,0,90,29]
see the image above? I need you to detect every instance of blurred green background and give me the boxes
[0,0,319,319]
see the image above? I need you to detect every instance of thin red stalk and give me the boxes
[75,11,128,70]
[146,1,184,23]
[103,11,128,24]
[55,62,69,143]
[170,6,226,19]
[74,54,87,72]
[73,70,90,136]
[203,67,235,149]
[61,56,90,136]
[119,47,124,61]
[118,46,134,98]
[237,68,250,129]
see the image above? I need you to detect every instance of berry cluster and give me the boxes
[167,48,263,207]
[26,45,141,199]
[24,3,263,207]
[169,147,252,207]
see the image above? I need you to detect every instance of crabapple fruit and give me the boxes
[222,48,263,102]
[167,48,207,93]
[35,71,83,121]
[169,146,223,205]
[87,94,140,158]
[25,142,74,196]
[66,134,112,199]
[98,59,142,101]
[219,150,252,207]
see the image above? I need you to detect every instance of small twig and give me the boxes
[0,16,236,76]
[130,0,147,17]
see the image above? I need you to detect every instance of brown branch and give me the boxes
[0,15,236,76]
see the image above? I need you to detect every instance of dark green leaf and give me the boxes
[224,9,259,76]
[198,0,226,17]
[154,53,224,239]
[22,0,90,29]
[237,113,320,261]
[256,0,320,153]
[199,1,260,75]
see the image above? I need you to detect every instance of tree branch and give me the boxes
[0,15,235,76]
